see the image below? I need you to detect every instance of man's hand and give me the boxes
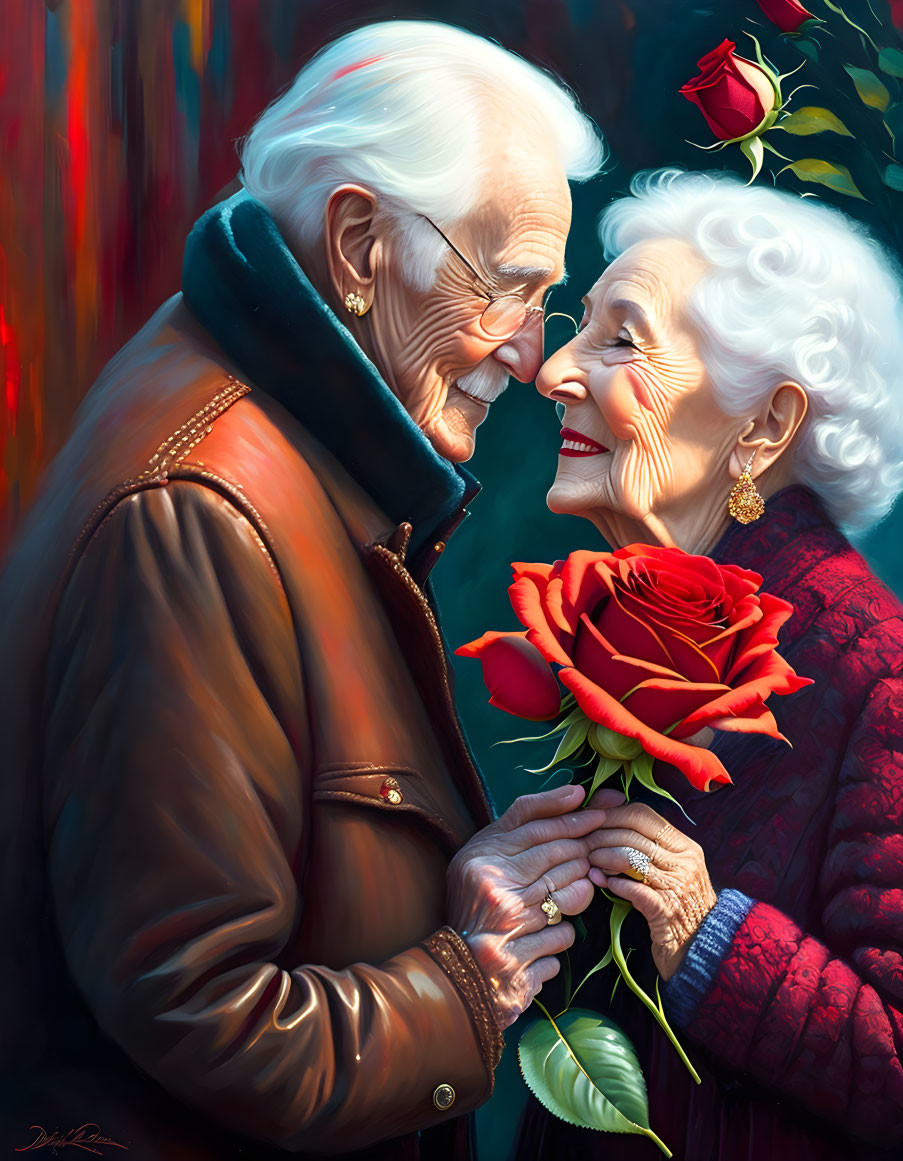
[446,783,609,1029]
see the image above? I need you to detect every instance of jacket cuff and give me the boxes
[663,889,754,1029]
[422,928,505,1083]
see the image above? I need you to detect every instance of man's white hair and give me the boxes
[599,169,903,533]
[239,20,605,289]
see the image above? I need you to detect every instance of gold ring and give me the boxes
[540,893,562,925]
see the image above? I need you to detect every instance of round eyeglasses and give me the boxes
[419,215,546,340]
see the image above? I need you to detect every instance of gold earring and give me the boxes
[344,291,369,317]
[728,453,765,524]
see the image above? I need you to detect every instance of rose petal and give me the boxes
[621,678,732,735]
[572,613,686,702]
[509,574,573,667]
[675,704,786,743]
[459,633,562,721]
[559,667,732,791]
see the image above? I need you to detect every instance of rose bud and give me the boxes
[455,632,561,721]
[755,0,818,34]
[680,39,778,141]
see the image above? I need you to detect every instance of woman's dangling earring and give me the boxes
[344,291,370,317]
[728,452,765,524]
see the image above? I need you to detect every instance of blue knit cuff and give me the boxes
[662,889,754,1029]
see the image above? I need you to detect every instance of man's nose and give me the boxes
[491,312,543,383]
[535,342,588,403]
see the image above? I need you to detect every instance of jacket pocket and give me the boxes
[312,764,464,851]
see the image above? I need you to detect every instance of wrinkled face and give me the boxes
[371,149,571,462]
[536,239,746,550]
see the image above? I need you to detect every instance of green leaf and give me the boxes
[792,38,820,60]
[778,105,853,136]
[885,103,903,143]
[878,47,903,79]
[569,948,614,1008]
[740,135,765,182]
[777,157,867,198]
[843,64,890,112]
[519,1007,670,1153]
[884,162,903,190]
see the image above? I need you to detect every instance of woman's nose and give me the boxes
[535,343,588,403]
[491,311,543,383]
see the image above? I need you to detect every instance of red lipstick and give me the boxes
[559,427,609,457]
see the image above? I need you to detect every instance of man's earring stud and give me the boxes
[344,292,369,317]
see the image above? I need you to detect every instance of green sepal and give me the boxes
[519,1005,671,1154]
[629,752,696,824]
[740,134,765,182]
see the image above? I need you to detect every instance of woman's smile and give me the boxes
[559,427,610,457]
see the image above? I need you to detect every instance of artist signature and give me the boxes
[14,1124,128,1155]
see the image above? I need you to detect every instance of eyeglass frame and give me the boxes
[417,214,547,338]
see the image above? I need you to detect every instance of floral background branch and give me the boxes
[681,0,903,202]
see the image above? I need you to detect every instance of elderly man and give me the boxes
[0,21,605,1161]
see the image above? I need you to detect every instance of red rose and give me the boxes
[680,39,778,141]
[755,0,817,33]
[458,544,811,793]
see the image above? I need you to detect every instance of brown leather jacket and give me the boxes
[0,296,504,1160]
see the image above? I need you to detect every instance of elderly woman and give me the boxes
[516,169,903,1160]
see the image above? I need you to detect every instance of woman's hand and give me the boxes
[586,796,717,980]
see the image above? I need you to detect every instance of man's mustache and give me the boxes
[456,361,511,404]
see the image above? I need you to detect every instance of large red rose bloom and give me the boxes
[458,545,811,792]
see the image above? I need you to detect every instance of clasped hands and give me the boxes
[447,785,715,1029]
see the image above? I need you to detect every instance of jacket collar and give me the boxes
[181,191,479,566]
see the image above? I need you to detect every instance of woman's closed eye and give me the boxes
[609,329,639,350]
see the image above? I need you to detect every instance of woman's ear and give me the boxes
[323,185,382,313]
[729,381,809,482]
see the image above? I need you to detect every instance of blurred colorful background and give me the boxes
[3,0,903,1152]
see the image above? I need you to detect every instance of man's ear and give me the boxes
[324,185,382,313]
[729,380,808,482]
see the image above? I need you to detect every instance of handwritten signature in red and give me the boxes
[14,1124,128,1155]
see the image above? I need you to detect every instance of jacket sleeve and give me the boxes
[666,676,903,1147]
[40,480,503,1155]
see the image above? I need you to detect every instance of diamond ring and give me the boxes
[626,847,651,884]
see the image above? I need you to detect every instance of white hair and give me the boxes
[599,169,903,533]
[239,21,605,289]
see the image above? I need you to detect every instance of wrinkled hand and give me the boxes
[586,795,717,981]
[447,784,608,1029]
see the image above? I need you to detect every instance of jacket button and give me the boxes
[433,1083,455,1111]
[380,777,403,805]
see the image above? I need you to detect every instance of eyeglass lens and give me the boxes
[479,296,535,338]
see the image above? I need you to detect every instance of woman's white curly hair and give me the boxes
[599,169,903,533]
